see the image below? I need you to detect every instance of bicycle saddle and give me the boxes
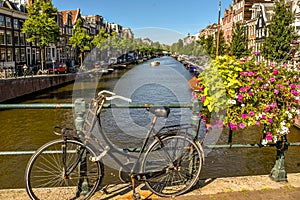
[148,106,170,118]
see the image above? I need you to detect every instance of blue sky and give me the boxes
[52,0,232,44]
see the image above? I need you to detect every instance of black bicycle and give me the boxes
[25,90,204,200]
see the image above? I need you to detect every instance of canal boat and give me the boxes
[150,60,160,66]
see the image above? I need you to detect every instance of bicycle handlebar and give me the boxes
[98,90,116,96]
[106,95,132,102]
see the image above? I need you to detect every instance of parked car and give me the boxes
[48,62,67,74]
[108,57,117,65]
[94,61,101,68]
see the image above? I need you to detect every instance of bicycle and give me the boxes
[25,90,204,200]
[24,67,34,77]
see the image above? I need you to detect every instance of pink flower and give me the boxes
[271,103,277,108]
[240,72,245,76]
[257,76,262,81]
[239,123,246,129]
[269,77,276,82]
[268,118,273,123]
[266,131,271,135]
[265,106,271,112]
[242,114,247,119]
[291,90,298,96]
[245,86,251,90]
[266,135,273,141]
[240,87,246,92]
[277,84,284,90]
[296,85,300,89]
[274,89,279,94]
[200,96,206,102]
[262,114,266,119]
[256,121,260,126]
[247,72,254,76]
[248,91,253,95]
[237,94,243,102]
[290,84,296,89]
[273,69,278,75]
[229,123,238,130]
[249,111,255,116]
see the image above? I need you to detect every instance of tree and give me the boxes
[230,23,250,58]
[217,30,228,56]
[22,0,59,70]
[261,0,296,62]
[91,28,109,49]
[69,18,91,65]
[199,35,215,58]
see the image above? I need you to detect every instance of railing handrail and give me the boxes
[0,103,193,109]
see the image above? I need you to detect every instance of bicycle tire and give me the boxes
[25,139,103,200]
[142,134,203,197]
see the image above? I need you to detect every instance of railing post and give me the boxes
[74,98,86,138]
[190,97,204,139]
[269,136,288,182]
[74,98,89,195]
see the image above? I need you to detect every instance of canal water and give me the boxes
[0,56,299,189]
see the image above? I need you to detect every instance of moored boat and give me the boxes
[150,60,160,66]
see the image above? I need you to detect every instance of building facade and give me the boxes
[0,0,28,72]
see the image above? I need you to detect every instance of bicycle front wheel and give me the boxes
[142,134,203,197]
[25,139,103,200]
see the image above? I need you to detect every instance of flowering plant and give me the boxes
[195,55,300,143]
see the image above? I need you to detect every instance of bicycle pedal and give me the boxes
[90,146,110,162]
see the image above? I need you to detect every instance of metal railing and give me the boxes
[0,99,299,182]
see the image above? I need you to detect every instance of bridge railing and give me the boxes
[0,99,299,182]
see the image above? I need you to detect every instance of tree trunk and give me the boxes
[80,51,83,66]
[41,47,45,71]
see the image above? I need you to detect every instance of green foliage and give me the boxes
[69,18,91,65]
[22,0,59,47]
[195,56,300,143]
[198,35,215,58]
[217,30,229,56]
[91,28,109,50]
[22,0,59,70]
[261,0,296,62]
[230,23,250,58]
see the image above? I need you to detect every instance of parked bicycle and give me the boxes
[23,67,34,77]
[25,90,204,200]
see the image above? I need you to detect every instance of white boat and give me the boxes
[150,60,160,66]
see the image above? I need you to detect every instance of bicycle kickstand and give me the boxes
[131,175,141,200]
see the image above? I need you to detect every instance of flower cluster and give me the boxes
[195,55,300,143]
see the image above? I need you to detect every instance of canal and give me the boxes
[0,56,299,189]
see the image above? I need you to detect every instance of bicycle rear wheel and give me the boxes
[25,139,103,200]
[142,134,202,197]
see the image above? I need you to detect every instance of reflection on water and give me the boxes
[0,56,299,189]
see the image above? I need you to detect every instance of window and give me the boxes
[20,48,25,61]
[14,19,19,29]
[0,30,4,44]
[15,48,20,62]
[6,17,11,28]
[0,16,4,27]
[36,49,40,61]
[20,32,25,45]
[0,48,5,61]
[7,48,12,61]
[6,31,12,45]
[14,31,19,45]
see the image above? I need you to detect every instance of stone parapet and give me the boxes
[0,74,76,102]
